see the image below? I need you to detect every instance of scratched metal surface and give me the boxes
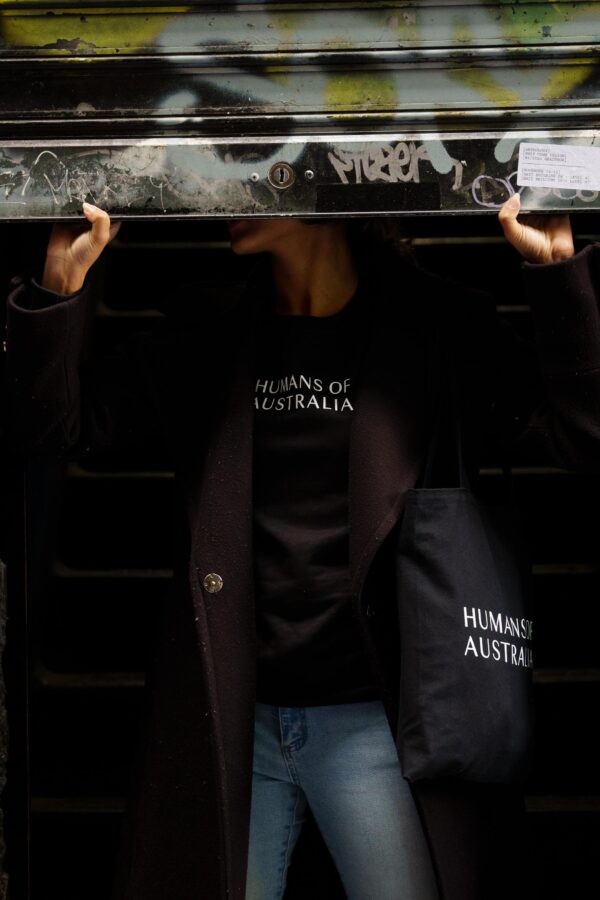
[1,1,600,218]
[1,2,599,55]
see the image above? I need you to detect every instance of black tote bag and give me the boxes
[395,340,534,784]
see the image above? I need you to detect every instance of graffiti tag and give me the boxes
[327,141,464,191]
[471,170,599,208]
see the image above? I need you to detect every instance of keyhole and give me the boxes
[268,162,295,190]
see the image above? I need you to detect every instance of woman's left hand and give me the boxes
[498,193,574,264]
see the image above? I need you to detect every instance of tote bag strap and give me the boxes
[422,320,513,495]
[422,322,466,490]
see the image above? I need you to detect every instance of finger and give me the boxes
[498,192,520,220]
[82,203,112,250]
[498,194,525,244]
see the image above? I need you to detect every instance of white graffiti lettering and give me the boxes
[328,141,464,191]
[18,150,158,209]
[472,170,599,209]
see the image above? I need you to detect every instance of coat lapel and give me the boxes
[173,281,259,900]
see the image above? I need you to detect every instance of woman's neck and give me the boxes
[270,225,358,317]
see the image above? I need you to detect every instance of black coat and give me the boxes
[6,244,600,900]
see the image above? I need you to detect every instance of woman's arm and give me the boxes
[483,195,600,471]
[41,203,121,295]
[5,206,163,458]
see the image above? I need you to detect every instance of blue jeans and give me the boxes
[245,700,440,900]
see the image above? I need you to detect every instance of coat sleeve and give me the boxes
[519,243,600,470]
[456,243,600,474]
[4,277,164,459]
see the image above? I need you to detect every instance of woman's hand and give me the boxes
[41,203,121,294]
[498,193,574,264]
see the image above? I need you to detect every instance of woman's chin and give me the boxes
[229,236,259,255]
[228,223,260,254]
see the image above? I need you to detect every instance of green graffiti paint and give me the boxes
[493,0,595,45]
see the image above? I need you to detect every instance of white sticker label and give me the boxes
[517,142,600,191]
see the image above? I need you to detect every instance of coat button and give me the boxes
[203,573,223,594]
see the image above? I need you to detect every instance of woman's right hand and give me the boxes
[41,203,121,295]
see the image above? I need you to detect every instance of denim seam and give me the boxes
[282,747,300,784]
[278,708,307,755]
[277,789,304,900]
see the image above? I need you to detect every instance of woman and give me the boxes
[6,198,600,900]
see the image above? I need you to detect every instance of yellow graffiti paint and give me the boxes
[541,61,598,100]
[455,3,597,104]
[388,10,418,44]
[449,68,521,106]
[324,72,397,111]
[452,19,475,46]
[263,70,292,89]
[322,39,354,51]
[0,8,189,55]
[267,10,312,45]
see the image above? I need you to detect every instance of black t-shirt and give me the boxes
[253,287,382,706]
